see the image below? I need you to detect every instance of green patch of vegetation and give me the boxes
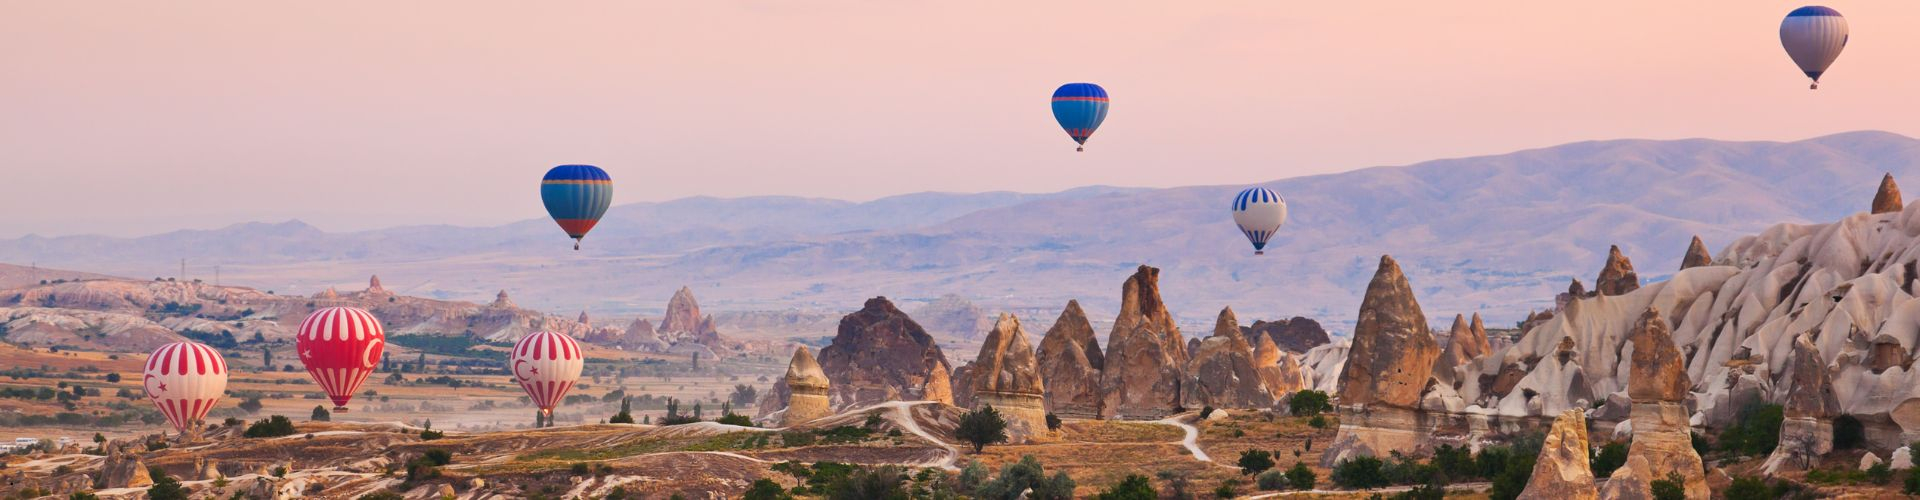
[1288,390,1333,416]
[1650,471,1686,500]
[1237,449,1274,475]
[1590,440,1627,478]
[386,334,511,361]
[973,455,1073,500]
[956,404,1009,452]
[1095,474,1156,500]
[243,415,296,438]
[1715,403,1784,457]
[1285,462,1316,490]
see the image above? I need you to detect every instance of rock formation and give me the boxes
[1517,409,1598,500]
[782,346,832,425]
[658,286,723,348]
[490,289,514,308]
[94,442,152,489]
[962,314,1047,437]
[1433,313,1490,389]
[816,297,952,409]
[1241,317,1332,353]
[1325,255,1441,464]
[1183,307,1274,410]
[1594,245,1639,296]
[1679,236,1712,270]
[1254,335,1312,395]
[1337,255,1439,408]
[1862,452,1884,471]
[1874,172,1903,214]
[366,274,388,295]
[1616,307,1707,499]
[1035,300,1104,418]
[1100,266,1188,418]
[1599,455,1655,500]
[1763,334,1839,474]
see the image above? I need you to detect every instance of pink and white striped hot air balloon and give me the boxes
[296,307,387,412]
[143,342,229,433]
[509,331,584,418]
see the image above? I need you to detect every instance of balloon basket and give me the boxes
[1254,251,1264,256]
[333,406,350,412]
[1810,83,1819,90]
[573,240,581,251]
[1075,146,1084,152]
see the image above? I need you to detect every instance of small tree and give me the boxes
[742,478,790,500]
[238,397,264,415]
[1256,469,1287,490]
[1590,441,1627,478]
[1288,390,1333,416]
[1045,413,1062,432]
[1285,462,1316,491]
[610,397,636,424]
[243,416,296,438]
[1237,449,1274,475]
[1649,471,1686,500]
[145,467,188,500]
[956,404,1009,453]
[1096,474,1156,500]
[1331,456,1387,489]
[311,406,331,422]
[105,373,121,383]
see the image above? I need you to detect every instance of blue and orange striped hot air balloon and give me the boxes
[541,164,613,250]
[1051,83,1109,152]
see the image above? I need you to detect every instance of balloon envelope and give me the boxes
[1231,187,1288,255]
[541,164,614,249]
[295,307,386,410]
[1780,6,1847,88]
[1051,83,1109,151]
[510,331,585,415]
[143,342,228,433]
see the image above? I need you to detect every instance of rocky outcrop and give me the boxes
[817,297,952,409]
[94,442,152,489]
[963,314,1047,437]
[1599,455,1655,500]
[1594,245,1639,296]
[1241,317,1332,353]
[1679,236,1712,270]
[1517,409,1598,500]
[1874,173,1903,214]
[1035,300,1104,418]
[911,294,991,341]
[1183,307,1274,410]
[1337,255,1440,408]
[1254,335,1312,395]
[1100,266,1189,419]
[658,287,723,348]
[1434,313,1490,389]
[1617,308,1707,500]
[1763,334,1839,474]
[783,346,832,425]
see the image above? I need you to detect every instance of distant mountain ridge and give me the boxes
[4,131,1917,334]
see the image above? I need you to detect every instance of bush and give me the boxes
[238,397,264,414]
[1716,403,1784,456]
[956,460,989,493]
[1199,406,1216,420]
[1307,414,1330,429]
[1650,471,1686,500]
[1591,441,1628,478]
[1288,390,1333,416]
[974,455,1073,500]
[310,406,331,422]
[1432,444,1476,481]
[1045,413,1062,432]
[1833,415,1866,450]
[1213,478,1240,499]
[1867,462,1893,485]
[243,415,296,438]
[609,397,635,424]
[1256,469,1287,491]
[743,478,791,500]
[824,465,908,500]
[419,428,444,440]
[146,467,188,500]
[423,449,453,466]
[1237,449,1274,475]
[1394,477,1446,500]
[1906,466,1920,495]
[956,404,1009,453]
[716,412,755,427]
[1096,474,1156,500]
[1285,462,1316,490]
[1331,456,1388,489]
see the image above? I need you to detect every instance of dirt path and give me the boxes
[1242,482,1492,498]
[883,401,962,470]
[1154,414,1212,462]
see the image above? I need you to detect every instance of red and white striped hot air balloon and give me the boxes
[143,342,229,434]
[509,331,584,418]
[296,307,386,412]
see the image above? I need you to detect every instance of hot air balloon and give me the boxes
[1231,187,1288,255]
[143,342,229,434]
[296,307,386,412]
[541,164,613,250]
[1780,6,1848,89]
[509,331,584,421]
[1051,83,1109,152]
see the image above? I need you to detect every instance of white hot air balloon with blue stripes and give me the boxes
[1231,187,1288,255]
[1780,6,1848,90]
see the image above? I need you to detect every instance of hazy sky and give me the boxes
[6,2,1920,238]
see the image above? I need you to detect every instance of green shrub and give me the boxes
[956,460,988,493]
[1045,413,1062,431]
[823,465,908,500]
[956,405,1009,453]
[1716,403,1784,456]
[1432,444,1476,481]
[974,455,1073,500]
[742,478,790,500]
[1866,462,1893,485]
[1331,456,1387,489]
[1720,476,1772,500]
[310,406,330,422]
[1285,463,1316,490]
[1212,478,1239,499]
[1288,390,1333,416]
[1650,471,1686,500]
[1237,449,1274,475]
[146,467,188,500]
[1095,474,1156,500]
[1906,466,1920,495]
[1591,441,1628,478]
[1307,414,1329,429]
[243,415,296,438]
[1255,469,1287,490]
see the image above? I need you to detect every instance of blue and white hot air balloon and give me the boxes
[540,164,613,250]
[1051,83,1109,152]
[1780,6,1848,89]
[1231,187,1287,255]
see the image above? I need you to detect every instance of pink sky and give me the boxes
[4,1,1919,237]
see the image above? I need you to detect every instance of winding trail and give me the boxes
[1154,414,1211,462]
[881,401,962,470]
